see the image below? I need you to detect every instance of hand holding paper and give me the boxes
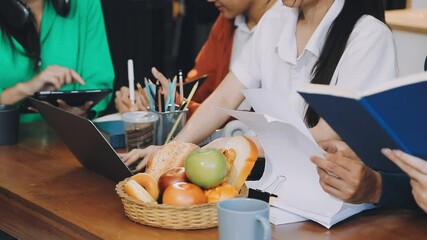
[219,88,374,228]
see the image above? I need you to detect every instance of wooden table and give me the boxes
[1,123,427,240]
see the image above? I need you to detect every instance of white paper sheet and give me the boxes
[219,88,373,228]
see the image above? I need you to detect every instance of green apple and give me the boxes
[185,148,227,189]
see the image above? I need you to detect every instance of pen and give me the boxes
[164,81,199,144]
[127,59,135,105]
[178,69,184,104]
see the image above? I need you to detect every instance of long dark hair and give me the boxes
[0,0,42,70]
[305,0,385,127]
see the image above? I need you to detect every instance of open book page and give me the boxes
[362,71,427,96]
[298,72,427,100]
[219,88,373,228]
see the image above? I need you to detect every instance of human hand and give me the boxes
[56,99,93,117]
[24,65,85,95]
[115,86,148,113]
[151,67,170,96]
[118,145,161,172]
[311,140,382,204]
[383,149,427,212]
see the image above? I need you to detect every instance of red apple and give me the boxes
[162,182,207,206]
[158,167,189,194]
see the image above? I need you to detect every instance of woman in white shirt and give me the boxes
[122,0,397,176]
[171,0,396,147]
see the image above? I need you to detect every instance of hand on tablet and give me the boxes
[25,65,85,95]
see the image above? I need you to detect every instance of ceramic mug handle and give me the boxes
[256,215,272,240]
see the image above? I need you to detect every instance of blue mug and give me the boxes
[217,198,272,240]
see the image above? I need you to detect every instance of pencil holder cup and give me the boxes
[154,109,188,145]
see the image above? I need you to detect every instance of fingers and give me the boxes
[47,66,85,86]
[313,156,358,202]
[30,66,86,94]
[383,149,427,178]
[316,167,345,198]
[410,179,427,212]
[151,67,170,92]
[120,145,160,167]
[69,69,85,85]
[120,149,144,166]
[317,140,351,154]
[135,154,151,172]
[115,87,132,113]
[57,99,93,117]
[311,154,348,179]
[136,83,150,110]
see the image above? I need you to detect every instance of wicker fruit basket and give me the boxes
[116,177,248,230]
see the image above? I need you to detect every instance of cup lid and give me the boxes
[122,111,159,123]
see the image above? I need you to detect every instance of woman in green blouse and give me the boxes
[0,0,114,122]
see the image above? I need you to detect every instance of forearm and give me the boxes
[310,118,341,142]
[0,83,32,105]
[175,72,245,144]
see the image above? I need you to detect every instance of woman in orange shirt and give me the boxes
[115,0,277,117]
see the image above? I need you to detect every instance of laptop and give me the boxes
[28,97,133,182]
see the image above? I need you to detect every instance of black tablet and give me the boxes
[23,89,112,112]
[180,74,208,97]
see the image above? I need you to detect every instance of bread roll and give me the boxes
[131,173,159,200]
[124,179,156,203]
[225,136,258,190]
[205,183,238,203]
[146,141,200,181]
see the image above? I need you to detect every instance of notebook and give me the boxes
[28,97,133,182]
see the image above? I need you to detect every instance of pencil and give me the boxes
[164,81,199,144]
[144,77,155,110]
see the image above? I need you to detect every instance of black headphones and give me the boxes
[0,0,71,29]
[52,0,71,17]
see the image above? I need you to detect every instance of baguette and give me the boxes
[145,141,200,181]
[224,136,258,190]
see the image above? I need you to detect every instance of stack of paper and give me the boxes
[221,88,374,228]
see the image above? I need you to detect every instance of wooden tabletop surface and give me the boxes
[0,122,426,240]
[386,8,427,34]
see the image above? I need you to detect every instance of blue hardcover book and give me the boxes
[298,72,427,173]
[94,120,125,149]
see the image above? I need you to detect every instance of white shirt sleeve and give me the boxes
[231,29,262,89]
[333,15,398,91]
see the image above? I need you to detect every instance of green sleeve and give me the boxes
[77,0,115,116]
